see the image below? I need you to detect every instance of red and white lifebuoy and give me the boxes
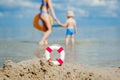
[45,45,65,65]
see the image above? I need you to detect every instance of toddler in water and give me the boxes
[59,10,77,46]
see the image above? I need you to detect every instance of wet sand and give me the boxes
[0,58,120,80]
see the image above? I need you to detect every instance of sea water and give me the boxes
[0,26,120,67]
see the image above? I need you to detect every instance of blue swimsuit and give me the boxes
[66,28,75,35]
[40,0,48,15]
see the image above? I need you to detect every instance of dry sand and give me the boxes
[0,58,120,80]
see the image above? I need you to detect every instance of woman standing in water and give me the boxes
[39,0,59,46]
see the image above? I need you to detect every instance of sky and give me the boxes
[0,0,120,27]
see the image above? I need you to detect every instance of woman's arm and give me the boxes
[48,0,57,20]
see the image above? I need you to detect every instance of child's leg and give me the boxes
[66,35,70,46]
[71,35,75,46]
[39,14,52,46]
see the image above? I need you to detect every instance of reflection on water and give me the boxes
[0,40,120,68]
[75,40,120,67]
[65,46,76,64]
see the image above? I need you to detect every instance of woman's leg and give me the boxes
[39,14,52,46]
[42,21,48,46]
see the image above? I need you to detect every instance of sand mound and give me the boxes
[0,58,120,80]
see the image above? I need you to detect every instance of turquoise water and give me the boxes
[0,26,120,67]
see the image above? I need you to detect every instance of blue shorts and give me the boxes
[66,28,75,35]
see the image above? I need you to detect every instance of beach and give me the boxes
[0,26,120,80]
[0,58,120,80]
[0,40,120,80]
[0,0,120,79]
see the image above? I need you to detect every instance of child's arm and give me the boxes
[58,20,68,28]
[59,23,67,27]
[74,20,77,34]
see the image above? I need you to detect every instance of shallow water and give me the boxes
[0,26,120,67]
[0,40,120,67]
